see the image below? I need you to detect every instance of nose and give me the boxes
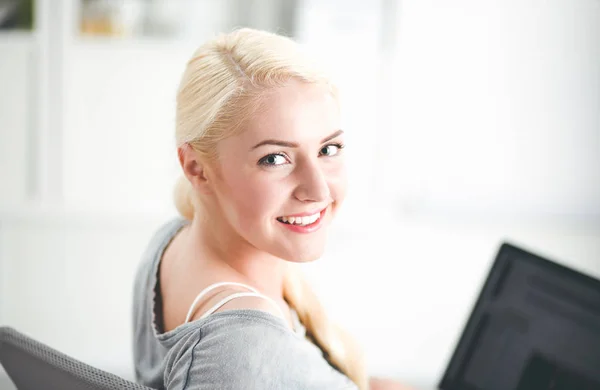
[293,159,331,203]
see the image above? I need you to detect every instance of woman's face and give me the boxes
[210,80,346,262]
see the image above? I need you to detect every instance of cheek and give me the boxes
[327,161,348,202]
[219,168,285,226]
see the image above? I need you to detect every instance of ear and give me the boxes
[178,143,211,194]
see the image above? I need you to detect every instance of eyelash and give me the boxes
[258,143,345,167]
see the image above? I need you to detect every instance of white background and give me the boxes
[1,1,599,389]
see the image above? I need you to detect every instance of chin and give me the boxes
[288,253,322,263]
[282,244,326,263]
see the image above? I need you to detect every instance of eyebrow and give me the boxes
[251,129,344,150]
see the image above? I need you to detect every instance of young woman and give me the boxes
[132,28,410,390]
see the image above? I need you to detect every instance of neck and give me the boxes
[187,211,288,301]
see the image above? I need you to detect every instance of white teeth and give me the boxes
[278,211,321,226]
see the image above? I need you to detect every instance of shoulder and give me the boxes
[163,312,358,389]
[133,217,187,300]
[136,217,189,275]
[133,217,188,301]
[149,217,189,251]
[133,217,190,329]
[163,312,299,389]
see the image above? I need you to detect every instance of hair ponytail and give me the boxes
[173,175,195,221]
[283,267,368,389]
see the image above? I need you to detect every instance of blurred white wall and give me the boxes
[384,0,600,221]
[1,1,599,389]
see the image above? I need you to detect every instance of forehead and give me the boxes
[239,81,340,145]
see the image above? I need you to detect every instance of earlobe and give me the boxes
[178,144,211,193]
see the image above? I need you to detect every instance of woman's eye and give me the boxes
[258,154,288,166]
[319,143,344,157]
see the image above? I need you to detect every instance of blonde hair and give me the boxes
[172,28,368,389]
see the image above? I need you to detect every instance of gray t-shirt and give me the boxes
[132,218,358,389]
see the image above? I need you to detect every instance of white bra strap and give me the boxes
[185,282,259,323]
[185,281,280,323]
[197,291,286,321]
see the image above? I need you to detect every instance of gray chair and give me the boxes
[0,326,153,390]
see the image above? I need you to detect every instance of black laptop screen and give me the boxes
[439,243,600,390]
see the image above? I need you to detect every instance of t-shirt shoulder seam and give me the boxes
[181,328,202,390]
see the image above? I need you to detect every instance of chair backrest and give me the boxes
[0,326,153,390]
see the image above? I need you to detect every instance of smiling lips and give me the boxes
[276,208,327,233]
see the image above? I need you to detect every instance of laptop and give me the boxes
[438,242,600,390]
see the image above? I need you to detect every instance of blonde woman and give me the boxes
[132,28,411,390]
